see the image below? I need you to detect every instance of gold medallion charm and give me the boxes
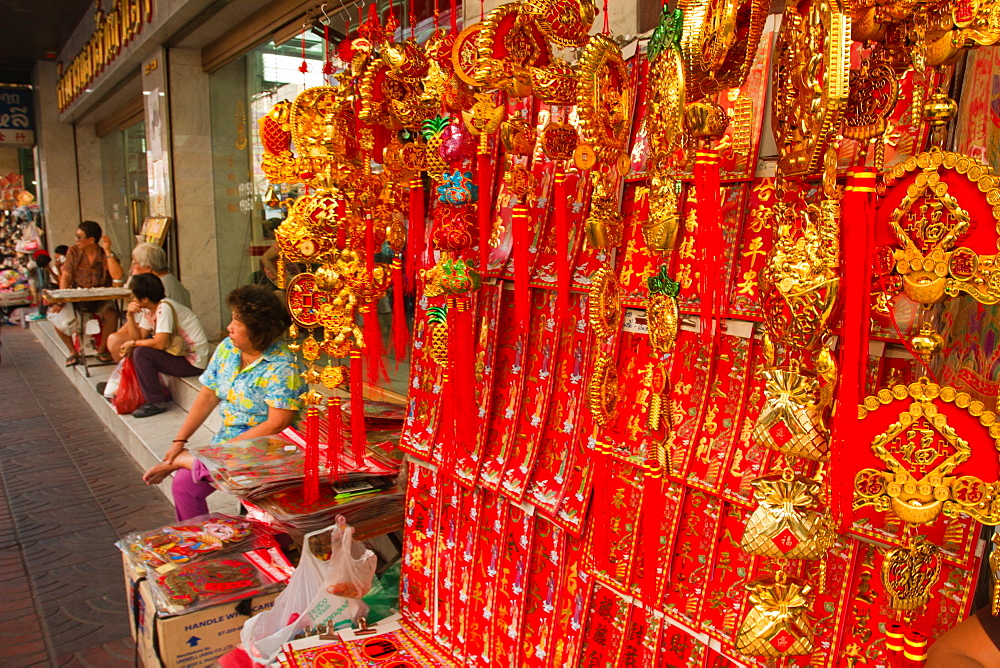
[588,267,622,338]
[736,570,815,657]
[576,34,631,164]
[589,355,619,428]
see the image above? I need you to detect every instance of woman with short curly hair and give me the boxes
[142,285,304,520]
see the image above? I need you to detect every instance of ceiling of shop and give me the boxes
[0,0,94,84]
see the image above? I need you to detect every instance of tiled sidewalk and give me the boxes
[0,325,175,667]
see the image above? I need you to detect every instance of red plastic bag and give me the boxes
[114,357,145,415]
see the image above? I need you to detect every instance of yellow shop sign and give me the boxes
[57,0,154,112]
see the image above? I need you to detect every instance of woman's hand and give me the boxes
[119,340,136,357]
[126,301,142,316]
[164,441,187,465]
[142,461,176,485]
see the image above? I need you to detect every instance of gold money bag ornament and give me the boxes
[752,361,831,462]
[740,470,834,560]
[736,570,815,658]
[646,265,680,355]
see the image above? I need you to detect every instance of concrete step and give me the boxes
[30,320,237,515]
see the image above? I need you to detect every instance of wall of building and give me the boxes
[33,61,81,250]
[167,47,224,336]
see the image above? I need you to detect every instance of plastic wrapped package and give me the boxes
[147,547,294,617]
[116,513,278,575]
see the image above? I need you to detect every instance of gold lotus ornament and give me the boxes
[752,364,830,462]
[740,470,834,560]
[645,175,681,251]
[736,571,815,658]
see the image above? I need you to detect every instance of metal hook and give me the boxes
[319,3,332,26]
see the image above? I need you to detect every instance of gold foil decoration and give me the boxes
[881,538,941,612]
[852,378,1000,526]
[587,267,622,339]
[771,0,850,177]
[736,570,815,657]
[576,34,631,164]
[752,365,830,462]
[882,148,1000,305]
[740,470,834,560]
[589,355,619,428]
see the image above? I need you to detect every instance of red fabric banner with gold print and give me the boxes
[524,293,593,513]
[500,290,562,501]
[452,284,503,487]
[685,334,755,492]
[661,489,726,627]
[462,489,509,667]
[400,461,439,637]
[585,458,644,594]
[697,502,760,645]
[478,289,530,491]
[487,503,535,665]
[548,530,593,668]
[518,515,566,665]
[400,299,445,460]
[666,328,714,474]
[449,485,483,666]
[657,622,708,666]
[578,584,632,667]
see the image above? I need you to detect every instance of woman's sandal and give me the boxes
[96,352,113,363]
[65,354,81,367]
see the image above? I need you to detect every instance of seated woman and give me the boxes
[120,273,210,418]
[107,243,192,363]
[142,285,302,520]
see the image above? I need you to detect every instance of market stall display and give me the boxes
[108,0,1000,663]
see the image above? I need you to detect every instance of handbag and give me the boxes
[162,301,189,357]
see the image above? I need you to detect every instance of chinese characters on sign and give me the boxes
[0,87,34,147]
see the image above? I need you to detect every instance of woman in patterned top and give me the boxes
[142,285,303,520]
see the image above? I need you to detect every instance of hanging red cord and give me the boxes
[480,0,484,21]
[433,0,440,29]
[602,0,609,33]
[322,23,333,79]
[409,0,416,40]
[299,24,309,74]
[449,0,458,33]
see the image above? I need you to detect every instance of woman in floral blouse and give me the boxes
[142,285,303,520]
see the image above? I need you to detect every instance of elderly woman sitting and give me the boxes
[107,243,192,362]
[142,285,302,520]
[120,273,210,418]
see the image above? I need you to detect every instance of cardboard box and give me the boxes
[124,553,280,668]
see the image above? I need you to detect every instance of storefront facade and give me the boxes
[32,0,651,335]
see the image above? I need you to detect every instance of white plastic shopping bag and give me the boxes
[46,303,76,334]
[240,521,372,665]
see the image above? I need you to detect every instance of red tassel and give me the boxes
[554,168,570,321]
[831,167,875,530]
[512,203,531,331]
[350,351,367,466]
[326,396,344,483]
[304,405,320,505]
[477,144,492,272]
[451,301,478,453]
[363,307,388,385]
[391,257,409,364]
[694,149,723,341]
[407,176,425,294]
